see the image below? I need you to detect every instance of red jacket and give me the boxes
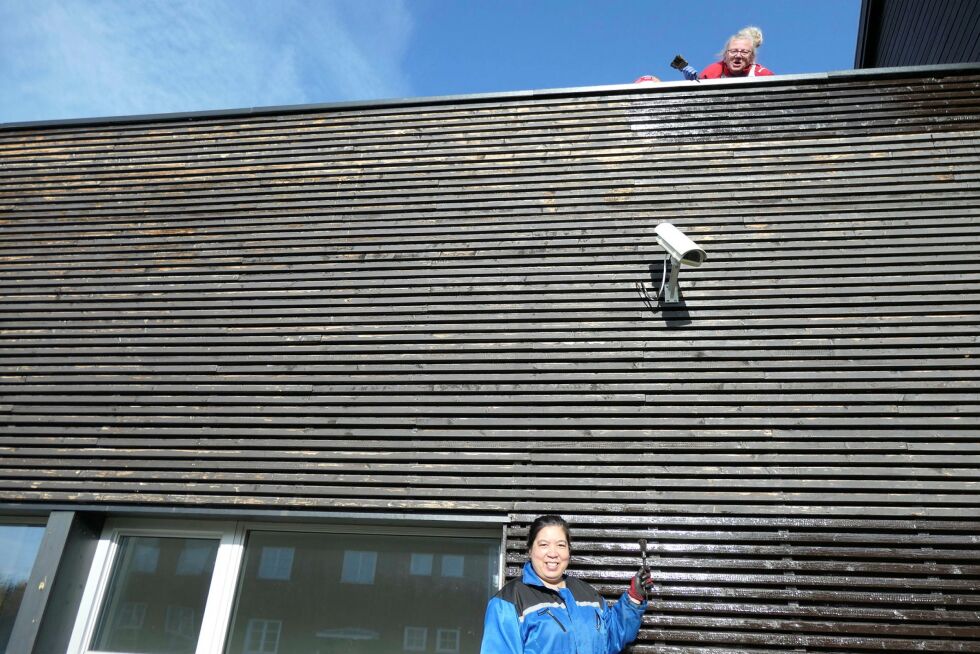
[700,62,774,79]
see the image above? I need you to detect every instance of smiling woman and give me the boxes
[699,25,775,78]
[527,522,570,587]
[480,515,653,654]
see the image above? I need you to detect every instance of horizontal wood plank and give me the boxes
[2,67,980,652]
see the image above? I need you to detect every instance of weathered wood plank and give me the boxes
[3,68,980,654]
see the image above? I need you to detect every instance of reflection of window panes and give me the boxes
[258,546,294,581]
[176,541,215,576]
[90,536,218,654]
[116,601,147,629]
[410,553,433,576]
[165,605,196,640]
[440,554,464,578]
[224,531,499,654]
[0,523,44,652]
[132,539,160,573]
[404,626,427,651]
[341,550,377,584]
[243,618,282,654]
[436,628,460,653]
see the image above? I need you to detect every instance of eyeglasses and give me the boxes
[727,49,752,56]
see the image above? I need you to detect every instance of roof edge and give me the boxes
[3,62,980,132]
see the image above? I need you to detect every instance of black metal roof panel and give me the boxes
[856,0,980,68]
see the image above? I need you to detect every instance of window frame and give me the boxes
[241,617,282,654]
[436,627,462,654]
[256,545,295,581]
[66,519,243,654]
[403,625,428,652]
[340,548,378,584]
[0,514,48,526]
[440,553,466,578]
[409,552,434,576]
[67,518,503,654]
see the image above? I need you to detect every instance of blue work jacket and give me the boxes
[480,562,645,654]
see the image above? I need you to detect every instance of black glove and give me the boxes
[627,567,655,603]
[670,54,699,80]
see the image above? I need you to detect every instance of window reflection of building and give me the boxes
[258,546,294,581]
[176,541,213,576]
[80,526,497,654]
[440,555,464,578]
[315,627,379,641]
[115,601,147,630]
[410,552,434,576]
[243,618,282,654]
[229,536,494,654]
[340,550,377,584]
[164,605,196,646]
[403,626,428,651]
[107,601,146,648]
[90,536,217,654]
[436,628,461,654]
[131,539,160,573]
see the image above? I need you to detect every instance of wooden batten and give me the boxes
[1,69,979,652]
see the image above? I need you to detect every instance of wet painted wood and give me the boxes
[2,68,980,652]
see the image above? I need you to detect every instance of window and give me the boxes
[404,626,428,651]
[410,552,434,575]
[242,618,282,654]
[176,540,216,576]
[114,602,147,630]
[131,538,161,573]
[340,549,377,584]
[0,521,45,652]
[69,519,501,654]
[437,628,461,654]
[440,554,465,578]
[89,535,218,654]
[257,546,294,581]
[165,605,197,646]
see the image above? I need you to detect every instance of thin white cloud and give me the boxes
[0,0,415,123]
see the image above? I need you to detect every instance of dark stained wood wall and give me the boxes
[2,69,980,652]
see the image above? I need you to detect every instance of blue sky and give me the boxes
[0,0,862,124]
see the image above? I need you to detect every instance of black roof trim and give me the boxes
[854,0,878,69]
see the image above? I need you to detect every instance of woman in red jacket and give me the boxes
[700,26,774,79]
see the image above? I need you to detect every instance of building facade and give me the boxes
[2,65,980,653]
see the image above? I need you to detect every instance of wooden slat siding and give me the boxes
[505,519,980,654]
[2,82,980,185]
[2,69,980,652]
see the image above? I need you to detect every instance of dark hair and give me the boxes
[526,514,571,552]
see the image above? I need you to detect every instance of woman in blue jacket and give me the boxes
[480,515,653,654]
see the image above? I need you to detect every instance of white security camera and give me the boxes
[655,223,706,268]
[654,223,706,303]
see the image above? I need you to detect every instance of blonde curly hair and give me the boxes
[719,26,764,61]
